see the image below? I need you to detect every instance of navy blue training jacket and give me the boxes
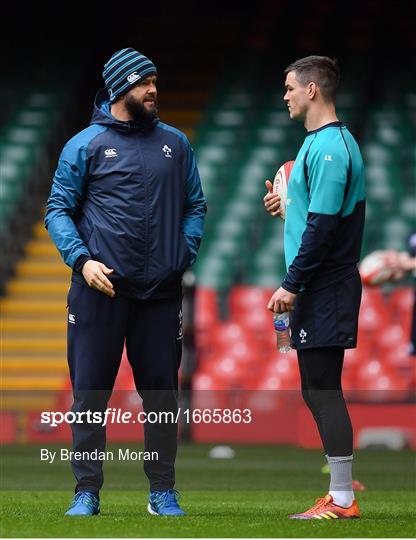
[45,89,207,300]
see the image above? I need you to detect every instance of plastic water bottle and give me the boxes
[273,312,291,353]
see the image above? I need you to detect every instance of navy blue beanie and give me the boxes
[103,48,157,102]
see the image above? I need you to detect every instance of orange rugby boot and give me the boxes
[289,494,360,520]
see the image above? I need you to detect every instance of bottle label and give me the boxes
[274,321,288,331]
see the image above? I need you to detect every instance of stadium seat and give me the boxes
[214,339,263,366]
[344,345,373,377]
[389,287,414,323]
[192,373,232,410]
[358,303,389,334]
[194,287,220,355]
[354,360,412,401]
[258,351,300,390]
[256,352,301,393]
[356,359,387,381]
[254,372,300,391]
[113,349,136,391]
[0,413,17,443]
[193,372,217,390]
[377,323,408,353]
[340,370,357,399]
[361,286,387,312]
[231,305,273,339]
[383,344,414,373]
[228,285,274,317]
[355,371,412,402]
[200,354,251,389]
[194,287,219,329]
[210,321,247,349]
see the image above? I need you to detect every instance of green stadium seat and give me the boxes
[0,87,66,233]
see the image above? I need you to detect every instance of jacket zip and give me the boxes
[136,136,150,285]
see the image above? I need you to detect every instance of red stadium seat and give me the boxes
[195,309,220,334]
[341,370,356,398]
[195,287,219,322]
[194,288,220,356]
[354,360,412,401]
[211,321,247,349]
[361,286,387,311]
[200,353,252,389]
[383,343,414,373]
[358,289,388,348]
[109,389,142,412]
[230,305,275,355]
[228,286,274,317]
[344,345,372,366]
[192,372,238,413]
[232,304,272,333]
[259,351,300,389]
[0,413,17,443]
[195,322,220,358]
[343,345,373,380]
[388,287,414,334]
[254,372,300,391]
[358,303,389,335]
[194,288,220,351]
[193,372,229,392]
[356,371,412,402]
[200,319,256,365]
[263,328,280,356]
[411,369,416,392]
[377,324,408,353]
[356,359,386,381]
[389,287,414,320]
[114,348,135,390]
[215,339,263,367]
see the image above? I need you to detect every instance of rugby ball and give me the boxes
[273,160,295,220]
[359,251,395,286]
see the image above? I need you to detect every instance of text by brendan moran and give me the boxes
[40,448,159,464]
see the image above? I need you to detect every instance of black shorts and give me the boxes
[289,271,362,350]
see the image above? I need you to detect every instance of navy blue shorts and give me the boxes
[289,271,362,350]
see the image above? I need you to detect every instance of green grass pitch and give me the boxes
[1,443,415,537]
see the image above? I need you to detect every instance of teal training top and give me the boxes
[282,121,366,294]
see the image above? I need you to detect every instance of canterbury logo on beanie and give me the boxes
[103,48,157,102]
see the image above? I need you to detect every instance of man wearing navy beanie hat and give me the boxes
[103,48,158,102]
[102,48,159,129]
[45,48,206,517]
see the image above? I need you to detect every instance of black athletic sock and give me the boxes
[297,347,353,456]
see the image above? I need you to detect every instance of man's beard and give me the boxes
[124,95,158,128]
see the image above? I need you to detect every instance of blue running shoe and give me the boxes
[65,491,100,516]
[148,489,186,516]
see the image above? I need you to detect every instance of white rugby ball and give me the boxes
[273,160,295,220]
[359,251,395,286]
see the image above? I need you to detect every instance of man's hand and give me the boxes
[263,180,282,217]
[267,287,297,313]
[82,260,115,298]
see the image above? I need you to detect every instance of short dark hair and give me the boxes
[284,56,340,102]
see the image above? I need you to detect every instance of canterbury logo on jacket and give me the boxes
[45,89,207,299]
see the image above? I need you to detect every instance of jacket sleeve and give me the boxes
[44,139,91,269]
[282,144,349,293]
[181,140,207,266]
